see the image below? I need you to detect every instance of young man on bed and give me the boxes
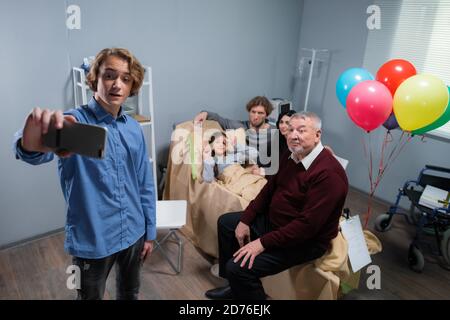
[13,48,156,300]
[193,96,277,172]
[204,111,349,300]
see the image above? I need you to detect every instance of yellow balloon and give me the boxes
[393,74,449,131]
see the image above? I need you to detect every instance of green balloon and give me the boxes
[412,86,450,135]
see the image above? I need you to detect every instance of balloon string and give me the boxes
[380,131,405,176]
[362,135,368,160]
[364,132,374,228]
[376,131,391,188]
[377,130,395,182]
[377,132,406,185]
[378,131,389,178]
[361,132,372,193]
[364,131,387,228]
[364,131,412,229]
[386,130,394,143]
[382,131,394,170]
[385,131,404,164]
[368,132,374,191]
[380,132,411,181]
[365,190,375,229]
[386,133,412,171]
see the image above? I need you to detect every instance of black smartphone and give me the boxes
[42,120,108,159]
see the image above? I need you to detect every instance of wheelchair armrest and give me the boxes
[403,179,420,190]
[435,206,450,215]
[425,165,450,174]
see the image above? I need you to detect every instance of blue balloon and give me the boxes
[336,68,374,108]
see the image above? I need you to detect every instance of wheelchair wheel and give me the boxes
[441,228,450,266]
[374,213,392,232]
[408,244,425,273]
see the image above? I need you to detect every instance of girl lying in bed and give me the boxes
[202,131,259,183]
[202,131,267,201]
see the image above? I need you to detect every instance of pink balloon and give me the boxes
[346,80,393,132]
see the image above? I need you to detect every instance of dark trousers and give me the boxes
[72,236,145,300]
[218,212,326,300]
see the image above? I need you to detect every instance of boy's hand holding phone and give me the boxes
[22,107,108,159]
[21,108,76,158]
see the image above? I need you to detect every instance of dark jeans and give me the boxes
[72,236,145,300]
[218,212,326,300]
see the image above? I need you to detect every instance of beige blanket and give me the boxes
[163,120,382,299]
[164,120,249,255]
[218,164,267,202]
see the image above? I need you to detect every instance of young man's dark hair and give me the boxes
[245,96,273,116]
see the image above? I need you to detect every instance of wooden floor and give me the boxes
[341,190,450,300]
[1,187,449,300]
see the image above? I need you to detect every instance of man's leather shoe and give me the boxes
[205,286,233,300]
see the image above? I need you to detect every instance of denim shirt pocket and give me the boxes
[82,155,113,183]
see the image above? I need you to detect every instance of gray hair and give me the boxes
[290,111,322,130]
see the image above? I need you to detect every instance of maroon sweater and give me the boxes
[240,148,348,251]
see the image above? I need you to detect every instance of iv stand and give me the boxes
[300,48,329,111]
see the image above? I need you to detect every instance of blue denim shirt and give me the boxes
[13,98,156,259]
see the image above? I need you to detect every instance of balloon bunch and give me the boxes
[337,59,450,134]
[336,59,450,228]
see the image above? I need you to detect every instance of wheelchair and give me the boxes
[375,165,450,273]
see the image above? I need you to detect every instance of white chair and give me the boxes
[154,200,187,274]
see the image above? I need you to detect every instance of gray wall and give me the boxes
[0,0,303,246]
[297,0,450,209]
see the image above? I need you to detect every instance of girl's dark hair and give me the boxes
[208,131,226,157]
[276,109,297,129]
[208,131,226,178]
[213,163,219,178]
[277,109,296,155]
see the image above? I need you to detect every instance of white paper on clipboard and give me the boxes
[340,215,371,272]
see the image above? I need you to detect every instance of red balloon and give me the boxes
[376,59,416,96]
[346,80,393,132]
